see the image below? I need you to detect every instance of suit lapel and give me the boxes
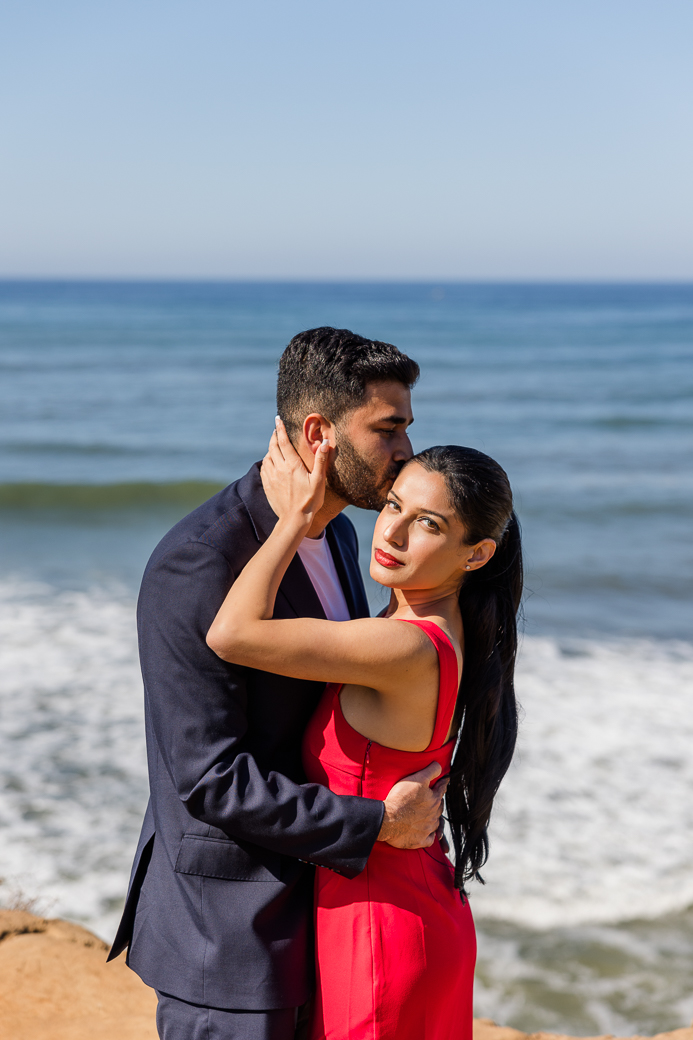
[326,518,370,620]
[277,555,327,621]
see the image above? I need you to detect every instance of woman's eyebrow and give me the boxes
[419,508,449,523]
[388,490,450,524]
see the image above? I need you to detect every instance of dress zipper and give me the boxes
[359,740,372,796]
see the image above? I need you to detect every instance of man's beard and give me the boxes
[327,438,400,511]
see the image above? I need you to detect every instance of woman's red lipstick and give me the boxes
[374,548,403,568]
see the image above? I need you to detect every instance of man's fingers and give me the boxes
[405,760,442,785]
[380,761,453,849]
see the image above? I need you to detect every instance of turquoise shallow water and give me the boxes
[0,281,692,1033]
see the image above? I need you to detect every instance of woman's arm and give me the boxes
[206,422,434,693]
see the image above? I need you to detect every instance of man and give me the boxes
[109,327,448,1040]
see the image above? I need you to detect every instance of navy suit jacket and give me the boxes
[108,463,384,1009]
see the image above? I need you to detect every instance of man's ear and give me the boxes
[303,414,335,457]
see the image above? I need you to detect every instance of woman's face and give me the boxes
[370,462,491,592]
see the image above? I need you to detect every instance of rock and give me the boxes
[0,909,157,1040]
[2,911,693,1040]
[473,1018,693,1040]
[475,1017,530,1040]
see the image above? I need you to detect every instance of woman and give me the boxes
[207,420,522,1040]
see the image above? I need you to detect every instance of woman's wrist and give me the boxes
[274,512,312,539]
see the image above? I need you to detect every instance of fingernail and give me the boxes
[321,438,329,450]
[275,415,280,426]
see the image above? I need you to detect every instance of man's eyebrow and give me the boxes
[377,414,414,426]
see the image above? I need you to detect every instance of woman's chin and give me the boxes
[369,563,399,587]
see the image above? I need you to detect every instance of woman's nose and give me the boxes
[383,519,407,548]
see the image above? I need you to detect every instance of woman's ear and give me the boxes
[464,539,497,572]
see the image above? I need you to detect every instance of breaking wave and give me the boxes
[0,579,692,941]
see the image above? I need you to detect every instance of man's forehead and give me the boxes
[358,381,414,422]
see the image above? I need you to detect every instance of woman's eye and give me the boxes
[421,517,439,531]
[386,499,399,511]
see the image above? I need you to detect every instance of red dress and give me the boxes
[302,619,476,1040]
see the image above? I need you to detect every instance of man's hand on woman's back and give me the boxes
[378,762,449,849]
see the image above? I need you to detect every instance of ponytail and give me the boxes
[449,511,522,889]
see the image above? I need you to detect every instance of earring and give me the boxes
[465,565,471,570]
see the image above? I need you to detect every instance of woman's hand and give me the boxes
[261,417,331,530]
[208,420,330,650]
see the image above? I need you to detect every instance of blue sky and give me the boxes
[2,0,692,279]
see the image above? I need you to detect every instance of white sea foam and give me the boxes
[0,578,146,939]
[1,578,692,941]
[473,635,693,928]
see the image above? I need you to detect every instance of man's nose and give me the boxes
[393,429,414,462]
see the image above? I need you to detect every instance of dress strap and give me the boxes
[400,619,460,750]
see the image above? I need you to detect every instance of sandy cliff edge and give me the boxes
[0,910,691,1040]
[0,909,157,1040]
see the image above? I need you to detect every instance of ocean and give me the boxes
[0,280,691,1035]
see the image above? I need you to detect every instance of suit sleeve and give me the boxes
[138,539,383,878]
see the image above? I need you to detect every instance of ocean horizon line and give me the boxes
[2,276,693,287]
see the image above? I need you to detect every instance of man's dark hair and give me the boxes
[276,327,419,439]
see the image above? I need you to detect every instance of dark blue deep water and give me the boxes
[1,280,691,637]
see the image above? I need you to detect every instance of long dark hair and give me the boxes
[412,446,523,890]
